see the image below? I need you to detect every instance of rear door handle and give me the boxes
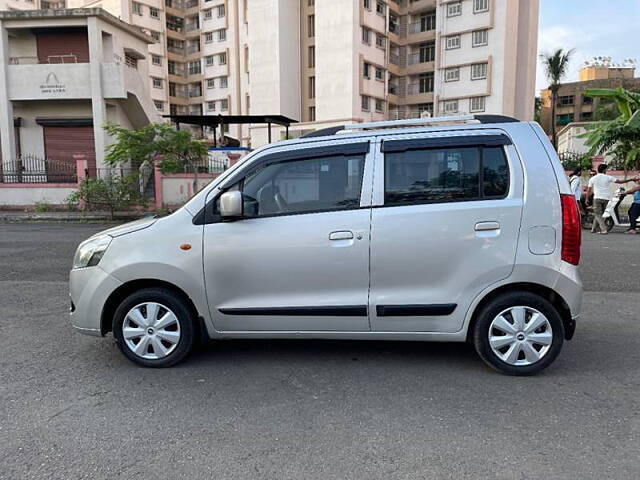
[475,221,500,231]
[329,230,354,241]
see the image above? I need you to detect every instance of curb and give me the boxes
[0,212,148,222]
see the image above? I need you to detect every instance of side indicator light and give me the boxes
[180,244,192,251]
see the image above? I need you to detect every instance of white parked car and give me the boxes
[70,115,582,375]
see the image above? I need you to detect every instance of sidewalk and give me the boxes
[0,211,148,222]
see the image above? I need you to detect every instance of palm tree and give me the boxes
[580,87,640,171]
[540,48,574,149]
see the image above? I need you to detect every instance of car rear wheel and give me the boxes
[113,288,196,367]
[472,291,564,376]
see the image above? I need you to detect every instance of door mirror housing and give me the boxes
[219,190,243,218]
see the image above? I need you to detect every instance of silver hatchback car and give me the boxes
[70,115,582,375]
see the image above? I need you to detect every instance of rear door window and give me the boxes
[384,145,509,206]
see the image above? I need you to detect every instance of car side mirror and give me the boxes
[219,191,243,219]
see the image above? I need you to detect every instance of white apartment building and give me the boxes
[2,0,538,148]
[0,8,159,170]
[249,0,539,146]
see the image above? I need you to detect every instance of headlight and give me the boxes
[72,235,112,269]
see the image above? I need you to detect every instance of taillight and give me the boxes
[560,194,581,265]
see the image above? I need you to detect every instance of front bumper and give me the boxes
[69,265,122,336]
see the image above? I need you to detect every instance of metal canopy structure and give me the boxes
[162,114,298,146]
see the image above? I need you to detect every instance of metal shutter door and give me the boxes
[36,30,90,64]
[43,126,96,177]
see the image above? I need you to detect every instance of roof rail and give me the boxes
[299,114,520,139]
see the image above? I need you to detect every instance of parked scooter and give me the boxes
[602,187,629,232]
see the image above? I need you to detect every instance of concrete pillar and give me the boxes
[0,20,17,164]
[87,17,107,170]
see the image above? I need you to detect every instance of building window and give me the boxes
[150,30,161,41]
[363,62,371,78]
[217,4,225,17]
[150,7,159,18]
[308,45,315,68]
[218,29,227,41]
[558,95,575,107]
[152,77,163,88]
[473,0,489,13]
[419,72,434,93]
[362,27,371,44]
[206,55,214,66]
[470,62,488,80]
[447,1,462,17]
[309,76,315,99]
[205,32,213,43]
[132,1,142,15]
[203,9,212,19]
[308,14,315,37]
[207,101,216,111]
[361,95,370,111]
[376,33,386,48]
[125,54,138,69]
[219,52,227,64]
[151,55,162,66]
[154,100,164,110]
[188,60,201,74]
[219,76,228,88]
[376,0,385,15]
[443,99,459,114]
[445,67,460,82]
[417,103,433,116]
[472,29,488,47]
[375,98,384,113]
[375,66,384,81]
[207,78,215,88]
[470,96,486,112]
[418,42,435,62]
[364,0,371,10]
[221,99,228,111]
[446,35,460,50]
[309,106,316,122]
[308,0,314,6]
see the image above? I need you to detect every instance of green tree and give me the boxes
[540,48,574,149]
[580,87,640,171]
[104,123,209,197]
[66,175,144,220]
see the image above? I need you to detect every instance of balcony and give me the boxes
[407,24,436,43]
[407,0,436,13]
[407,83,433,95]
[167,45,186,55]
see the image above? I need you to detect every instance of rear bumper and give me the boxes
[69,266,122,336]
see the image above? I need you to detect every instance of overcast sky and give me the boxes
[536,0,640,93]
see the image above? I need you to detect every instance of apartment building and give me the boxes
[2,0,538,148]
[540,64,640,135]
[0,0,66,11]
[249,0,538,146]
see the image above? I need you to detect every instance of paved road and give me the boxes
[1,222,639,479]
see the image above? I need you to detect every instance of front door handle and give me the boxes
[475,221,500,231]
[329,230,354,241]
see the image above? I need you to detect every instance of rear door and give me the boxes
[369,130,524,333]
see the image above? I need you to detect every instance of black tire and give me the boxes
[604,217,615,232]
[113,288,196,367]
[472,291,564,376]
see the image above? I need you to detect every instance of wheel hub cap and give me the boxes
[488,306,553,366]
[122,302,181,360]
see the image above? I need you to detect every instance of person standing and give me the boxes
[587,164,638,234]
[624,184,640,234]
[569,167,583,214]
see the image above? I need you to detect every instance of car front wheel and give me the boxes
[472,291,564,376]
[113,288,196,367]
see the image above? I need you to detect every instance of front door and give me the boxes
[369,132,523,333]
[203,141,373,332]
